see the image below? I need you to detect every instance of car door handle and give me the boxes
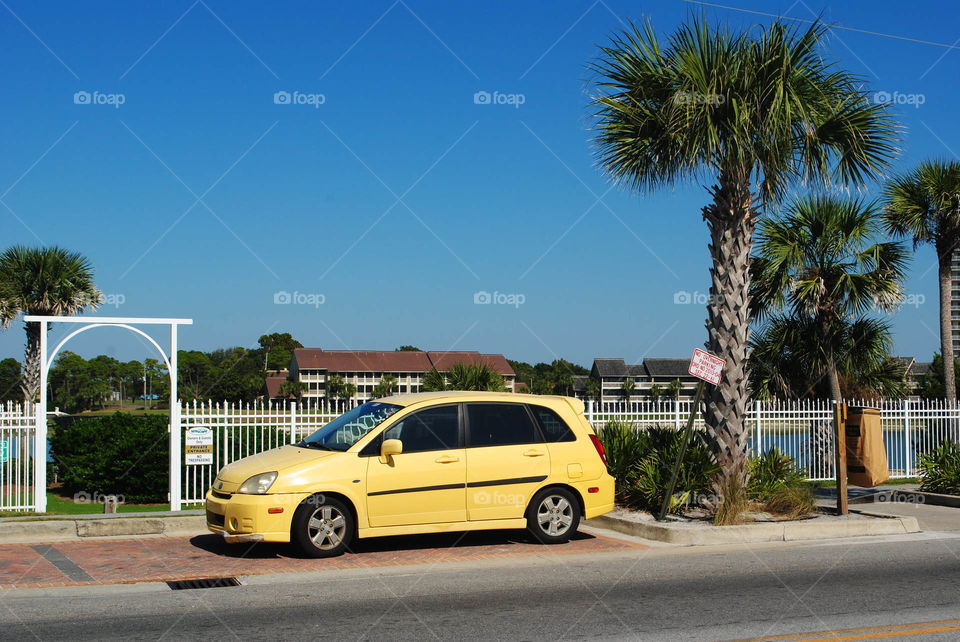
[523,450,545,457]
[435,455,460,464]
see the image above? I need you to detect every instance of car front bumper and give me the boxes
[205,489,309,543]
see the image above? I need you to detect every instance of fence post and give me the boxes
[674,398,681,431]
[754,400,762,456]
[903,398,911,478]
[290,401,298,444]
[586,399,595,428]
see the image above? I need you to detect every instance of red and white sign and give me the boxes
[688,349,725,385]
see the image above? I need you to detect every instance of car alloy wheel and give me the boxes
[307,505,347,550]
[537,493,574,537]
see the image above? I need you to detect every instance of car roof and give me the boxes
[377,390,583,411]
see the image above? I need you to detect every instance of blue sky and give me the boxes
[1,0,958,369]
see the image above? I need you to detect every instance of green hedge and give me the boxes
[50,412,169,503]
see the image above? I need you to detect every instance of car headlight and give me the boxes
[237,472,278,494]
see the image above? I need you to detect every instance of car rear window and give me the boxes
[531,406,576,442]
[467,403,540,447]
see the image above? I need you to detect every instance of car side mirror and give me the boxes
[380,438,403,464]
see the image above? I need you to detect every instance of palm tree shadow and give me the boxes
[190,529,596,559]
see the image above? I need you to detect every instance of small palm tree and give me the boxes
[649,383,663,402]
[668,379,684,400]
[277,380,307,401]
[620,378,635,407]
[372,375,398,398]
[591,17,896,490]
[586,378,602,402]
[421,368,447,392]
[447,363,507,392]
[0,246,101,401]
[751,196,908,400]
[883,160,960,400]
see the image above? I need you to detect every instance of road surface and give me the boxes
[2,528,959,640]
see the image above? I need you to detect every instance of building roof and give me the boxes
[425,351,514,376]
[292,348,514,376]
[643,358,692,378]
[265,376,289,399]
[293,348,431,372]
[912,361,932,376]
[592,358,644,377]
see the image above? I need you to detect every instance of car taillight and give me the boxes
[588,434,607,466]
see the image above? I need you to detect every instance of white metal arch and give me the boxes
[24,315,192,512]
[45,324,173,373]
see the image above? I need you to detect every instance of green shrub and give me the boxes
[747,448,814,518]
[918,441,960,495]
[747,448,806,499]
[50,413,169,503]
[597,422,719,514]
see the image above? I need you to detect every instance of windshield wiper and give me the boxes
[297,441,333,451]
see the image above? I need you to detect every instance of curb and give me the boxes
[585,511,920,546]
[0,514,207,543]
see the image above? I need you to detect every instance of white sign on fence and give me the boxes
[688,348,726,385]
[184,427,213,466]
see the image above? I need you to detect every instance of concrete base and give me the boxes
[586,510,920,546]
[0,513,206,543]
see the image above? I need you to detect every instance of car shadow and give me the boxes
[190,528,596,560]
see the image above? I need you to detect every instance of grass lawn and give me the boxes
[0,493,202,517]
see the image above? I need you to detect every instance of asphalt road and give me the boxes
[2,530,960,641]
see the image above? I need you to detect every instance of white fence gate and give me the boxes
[0,402,38,511]
[179,400,348,505]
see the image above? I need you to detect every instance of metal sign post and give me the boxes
[656,349,725,522]
[833,401,849,516]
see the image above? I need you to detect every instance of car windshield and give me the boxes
[298,402,402,452]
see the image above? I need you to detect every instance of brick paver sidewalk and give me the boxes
[0,529,647,589]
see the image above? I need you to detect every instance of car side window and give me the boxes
[531,406,576,442]
[380,405,460,454]
[467,403,541,447]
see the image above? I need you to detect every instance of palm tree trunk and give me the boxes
[938,250,957,401]
[827,361,843,401]
[702,175,755,488]
[21,321,41,402]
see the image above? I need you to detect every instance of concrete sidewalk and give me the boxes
[0,511,205,543]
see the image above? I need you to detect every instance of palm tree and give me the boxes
[620,378,635,407]
[883,160,960,401]
[277,379,307,401]
[751,196,908,400]
[591,18,896,489]
[586,378,602,402]
[649,383,663,402]
[423,363,506,392]
[0,246,101,401]
[372,375,398,398]
[668,379,684,400]
[749,314,907,400]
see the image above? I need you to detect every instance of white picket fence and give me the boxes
[2,397,959,510]
[0,402,38,511]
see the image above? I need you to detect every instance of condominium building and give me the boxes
[269,348,515,403]
[572,358,701,406]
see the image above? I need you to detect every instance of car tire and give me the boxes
[526,487,580,544]
[291,495,354,558]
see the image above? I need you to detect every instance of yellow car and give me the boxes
[205,391,614,557]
